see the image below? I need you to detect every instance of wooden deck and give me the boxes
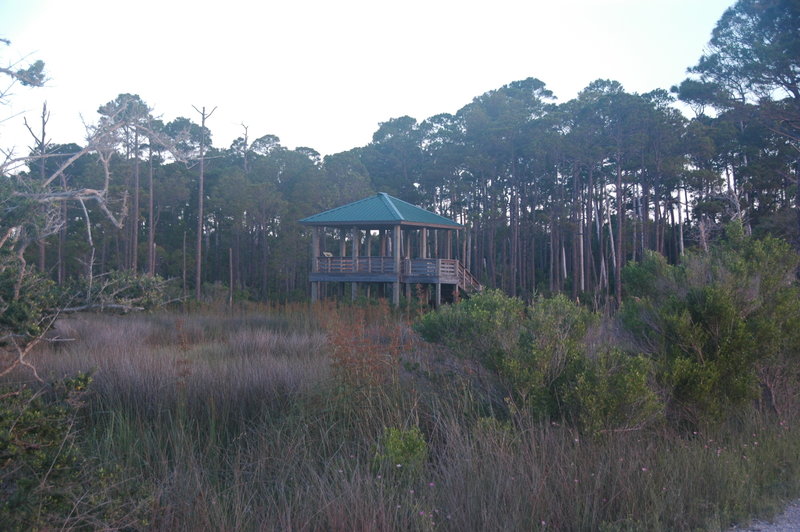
[310,257,481,293]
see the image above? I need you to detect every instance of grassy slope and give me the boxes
[3,305,800,531]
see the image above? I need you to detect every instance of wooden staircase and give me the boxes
[454,260,482,294]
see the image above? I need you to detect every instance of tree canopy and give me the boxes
[1,1,798,317]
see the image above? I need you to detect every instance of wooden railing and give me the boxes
[315,256,396,274]
[314,256,481,292]
[404,258,438,277]
[455,260,482,292]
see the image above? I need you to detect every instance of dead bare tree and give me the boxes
[1,113,131,377]
[1,46,175,378]
[23,103,52,273]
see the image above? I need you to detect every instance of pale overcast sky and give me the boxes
[2,0,734,157]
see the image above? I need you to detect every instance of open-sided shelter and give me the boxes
[299,193,481,306]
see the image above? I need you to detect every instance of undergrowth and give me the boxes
[2,287,800,530]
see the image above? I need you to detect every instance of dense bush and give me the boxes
[414,288,525,371]
[0,375,90,530]
[571,349,662,434]
[417,225,800,434]
[621,222,800,427]
[416,291,657,429]
[503,294,593,418]
[0,262,56,340]
[373,426,428,478]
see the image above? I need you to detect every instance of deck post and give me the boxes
[421,229,429,304]
[351,227,358,301]
[338,231,347,298]
[311,227,320,302]
[404,230,412,300]
[446,230,452,260]
[393,224,401,307]
[366,231,372,299]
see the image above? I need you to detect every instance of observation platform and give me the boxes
[300,193,482,306]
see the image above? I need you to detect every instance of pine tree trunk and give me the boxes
[615,159,624,307]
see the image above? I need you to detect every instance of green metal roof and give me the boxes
[299,193,463,230]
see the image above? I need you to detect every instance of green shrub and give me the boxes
[417,291,601,422]
[0,259,56,340]
[0,374,90,530]
[415,289,525,370]
[621,223,800,427]
[492,294,594,419]
[571,349,662,434]
[372,426,428,477]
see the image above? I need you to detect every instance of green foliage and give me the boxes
[622,223,800,426]
[0,178,43,234]
[13,59,45,87]
[417,291,603,421]
[571,350,662,434]
[418,228,799,434]
[500,294,594,418]
[0,258,56,339]
[0,375,90,530]
[688,0,800,110]
[0,373,148,529]
[372,426,428,477]
[415,289,526,370]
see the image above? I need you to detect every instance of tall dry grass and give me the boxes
[6,304,800,530]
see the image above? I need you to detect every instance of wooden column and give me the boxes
[311,227,320,303]
[433,260,442,308]
[379,230,387,300]
[393,224,401,307]
[404,229,412,300]
[366,231,372,298]
[351,227,359,301]
[421,228,429,304]
[446,230,452,259]
[339,230,347,298]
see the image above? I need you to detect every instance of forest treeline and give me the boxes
[5,0,800,307]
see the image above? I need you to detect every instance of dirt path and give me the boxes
[728,501,800,532]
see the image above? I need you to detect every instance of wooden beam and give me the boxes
[366,231,372,299]
[339,230,347,298]
[446,230,452,260]
[311,227,320,302]
[312,227,320,269]
[393,224,401,307]
[351,227,358,301]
